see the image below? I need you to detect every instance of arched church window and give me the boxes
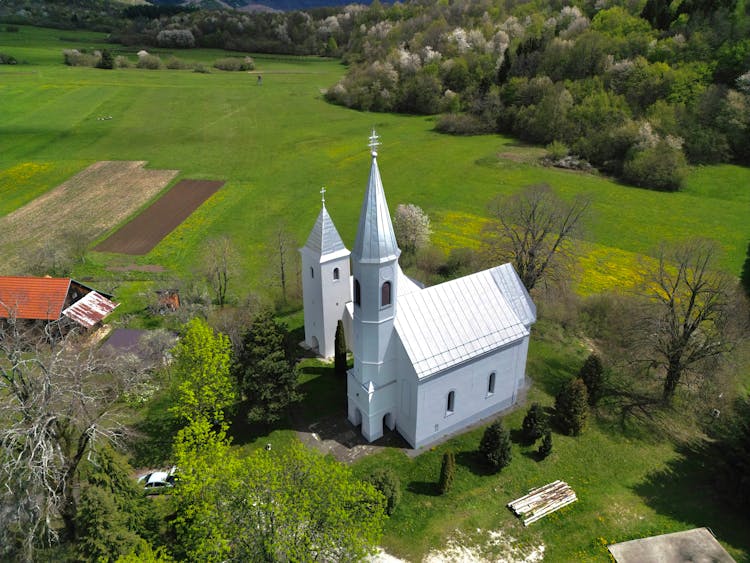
[310,267,314,279]
[488,372,496,395]
[333,267,340,281]
[354,279,361,306]
[381,281,391,307]
[446,390,455,414]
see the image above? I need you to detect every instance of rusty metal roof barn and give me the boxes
[0,276,117,329]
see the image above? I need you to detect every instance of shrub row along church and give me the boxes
[300,133,535,449]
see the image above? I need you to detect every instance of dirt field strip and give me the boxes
[94,180,224,255]
[0,161,177,272]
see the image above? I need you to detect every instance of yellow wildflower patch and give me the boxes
[0,162,52,194]
[576,243,654,295]
[432,210,489,251]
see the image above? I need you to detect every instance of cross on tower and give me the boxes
[368,129,381,156]
[320,186,326,205]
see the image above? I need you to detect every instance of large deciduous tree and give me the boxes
[172,420,386,562]
[640,239,732,404]
[0,319,149,561]
[171,317,235,424]
[234,311,302,424]
[484,183,589,291]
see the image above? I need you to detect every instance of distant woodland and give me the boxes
[4,0,748,189]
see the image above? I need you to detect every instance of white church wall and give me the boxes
[318,256,351,357]
[412,339,525,449]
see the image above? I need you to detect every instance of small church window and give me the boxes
[488,372,496,395]
[310,267,314,279]
[354,279,361,306]
[381,281,391,307]
[446,391,455,414]
[333,267,340,281]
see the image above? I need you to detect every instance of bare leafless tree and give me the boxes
[638,239,733,404]
[484,184,590,292]
[275,225,299,306]
[203,235,236,308]
[0,317,150,561]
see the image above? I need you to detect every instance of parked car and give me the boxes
[137,466,178,493]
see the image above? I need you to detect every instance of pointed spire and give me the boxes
[304,189,346,257]
[353,131,400,264]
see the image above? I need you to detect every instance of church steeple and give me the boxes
[352,131,401,264]
[303,188,347,258]
[300,188,351,358]
[348,130,401,443]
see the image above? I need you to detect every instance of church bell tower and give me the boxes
[299,188,351,358]
[347,131,401,442]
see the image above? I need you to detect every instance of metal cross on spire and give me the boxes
[368,129,381,156]
[320,186,326,206]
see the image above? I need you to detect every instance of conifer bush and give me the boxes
[554,378,589,435]
[335,320,347,377]
[438,450,456,494]
[579,353,604,406]
[365,467,401,515]
[537,430,553,459]
[479,420,512,471]
[521,402,547,444]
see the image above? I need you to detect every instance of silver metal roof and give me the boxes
[394,264,533,379]
[303,204,347,257]
[352,155,400,264]
[62,291,119,329]
[491,263,537,326]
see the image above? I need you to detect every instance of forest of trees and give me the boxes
[4,0,746,189]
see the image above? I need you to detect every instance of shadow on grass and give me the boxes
[455,451,497,477]
[129,391,182,468]
[632,442,750,556]
[407,481,439,496]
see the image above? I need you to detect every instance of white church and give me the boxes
[300,132,536,449]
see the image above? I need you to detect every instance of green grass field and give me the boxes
[2,25,749,298]
[3,25,750,562]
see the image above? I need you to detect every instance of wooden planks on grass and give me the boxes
[508,480,577,526]
[94,179,223,255]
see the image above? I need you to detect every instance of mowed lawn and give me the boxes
[2,25,750,294]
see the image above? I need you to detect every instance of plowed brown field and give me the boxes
[94,180,224,255]
[0,161,178,272]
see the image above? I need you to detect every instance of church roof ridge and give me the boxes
[352,131,400,263]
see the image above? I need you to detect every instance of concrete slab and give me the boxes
[608,527,735,563]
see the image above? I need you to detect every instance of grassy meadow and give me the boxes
[3,25,750,561]
[2,25,750,297]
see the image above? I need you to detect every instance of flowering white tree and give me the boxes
[393,203,431,254]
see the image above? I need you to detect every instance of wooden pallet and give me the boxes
[507,480,577,526]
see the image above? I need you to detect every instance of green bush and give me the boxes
[137,54,162,70]
[365,467,401,515]
[554,378,589,436]
[537,430,553,459]
[622,140,687,191]
[193,63,210,74]
[434,113,493,135]
[521,402,548,444]
[96,49,114,70]
[213,57,255,71]
[437,450,456,494]
[0,53,17,65]
[741,241,750,298]
[115,55,132,69]
[63,49,97,67]
[166,56,190,70]
[479,420,512,471]
[579,353,605,406]
[335,320,347,378]
[546,140,569,160]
